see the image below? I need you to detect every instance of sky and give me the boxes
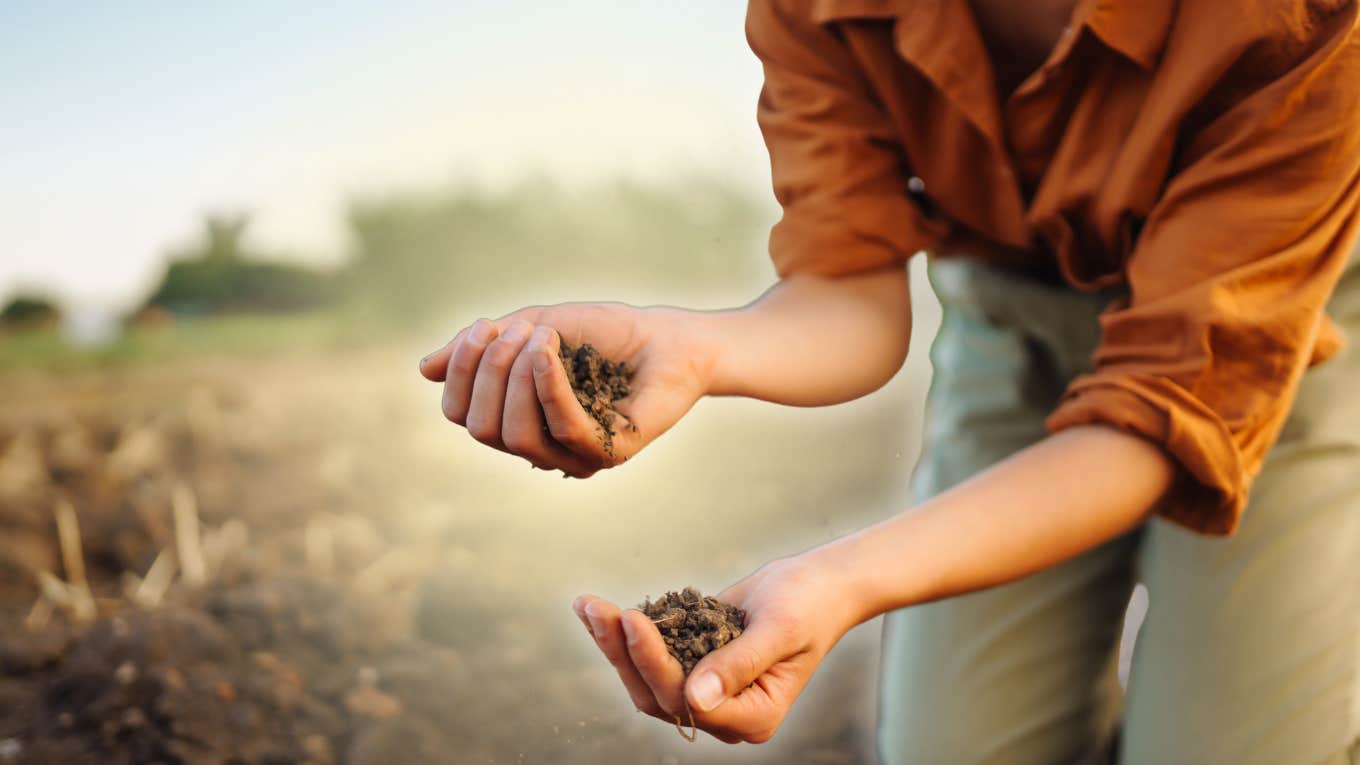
[0,2,769,308]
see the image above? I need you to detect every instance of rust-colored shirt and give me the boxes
[747,0,1360,534]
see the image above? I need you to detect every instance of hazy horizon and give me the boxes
[2,2,770,310]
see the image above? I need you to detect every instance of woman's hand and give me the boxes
[418,269,916,476]
[566,429,1175,746]
[418,303,714,477]
[572,551,863,744]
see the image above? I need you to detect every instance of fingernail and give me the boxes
[584,601,607,638]
[502,320,532,343]
[690,671,724,712]
[470,320,495,345]
[620,615,639,645]
[532,348,552,373]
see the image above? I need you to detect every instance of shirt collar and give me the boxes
[1079,0,1176,70]
[812,0,1176,72]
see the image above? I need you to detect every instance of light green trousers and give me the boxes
[878,255,1360,765]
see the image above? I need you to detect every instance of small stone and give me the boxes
[302,734,334,765]
[121,708,146,728]
[356,665,378,688]
[215,680,236,702]
[344,685,403,719]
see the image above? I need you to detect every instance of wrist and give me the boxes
[643,305,737,398]
[802,509,947,627]
[796,534,884,633]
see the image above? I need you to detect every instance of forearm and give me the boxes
[682,266,912,406]
[818,425,1176,626]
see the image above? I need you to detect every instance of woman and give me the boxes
[419,1,1360,761]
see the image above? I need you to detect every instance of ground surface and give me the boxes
[0,332,934,764]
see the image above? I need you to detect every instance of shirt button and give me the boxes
[1062,25,1073,36]
[908,176,926,194]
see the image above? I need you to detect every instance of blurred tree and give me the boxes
[342,177,774,325]
[0,294,62,330]
[140,214,336,315]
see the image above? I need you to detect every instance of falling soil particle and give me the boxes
[640,588,746,675]
[557,341,634,457]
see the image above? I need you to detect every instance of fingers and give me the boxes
[426,305,640,474]
[440,320,498,424]
[680,613,808,742]
[464,320,535,448]
[529,329,613,459]
[501,328,599,477]
[620,609,689,719]
[579,597,804,744]
[573,595,663,717]
[419,306,543,382]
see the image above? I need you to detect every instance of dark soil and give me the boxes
[0,577,465,765]
[640,588,746,675]
[557,342,633,457]
[0,357,881,764]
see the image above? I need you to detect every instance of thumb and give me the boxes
[684,616,795,713]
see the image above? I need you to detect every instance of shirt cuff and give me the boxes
[769,194,948,279]
[1046,374,1248,535]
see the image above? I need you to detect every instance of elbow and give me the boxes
[860,317,913,398]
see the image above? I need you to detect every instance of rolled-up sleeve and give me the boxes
[1047,13,1360,534]
[747,0,947,278]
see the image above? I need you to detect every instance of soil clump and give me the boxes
[557,342,634,457]
[640,588,746,675]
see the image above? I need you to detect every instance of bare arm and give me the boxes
[576,424,1176,742]
[824,423,1174,624]
[418,264,912,473]
[696,265,912,406]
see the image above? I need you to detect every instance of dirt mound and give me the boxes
[557,342,633,457]
[0,355,878,764]
[0,577,463,765]
[640,588,746,675]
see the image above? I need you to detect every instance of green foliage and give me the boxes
[0,312,365,371]
[6,179,777,371]
[141,214,336,315]
[342,177,774,325]
[0,294,62,329]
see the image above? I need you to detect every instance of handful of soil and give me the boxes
[640,587,746,675]
[557,341,634,457]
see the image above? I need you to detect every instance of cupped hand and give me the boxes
[572,553,861,744]
[418,303,712,477]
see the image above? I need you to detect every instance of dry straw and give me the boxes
[173,482,207,587]
[53,498,95,622]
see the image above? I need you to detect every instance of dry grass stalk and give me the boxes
[23,594,54,632]
[352,547,436,596]
[35,570,73,608]
[53,499,95,622]
[173,483,207,587]
[132,548,178,609]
